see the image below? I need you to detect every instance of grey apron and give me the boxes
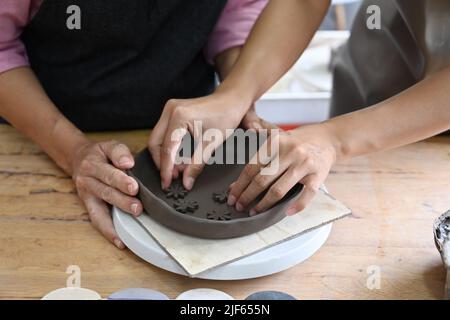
[331,0,450,134]
[21,0,227,131]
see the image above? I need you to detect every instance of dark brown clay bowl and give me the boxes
[129,131,302,239]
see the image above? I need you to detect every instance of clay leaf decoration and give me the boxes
[173,199,199,214]
[164,182,188,200]
[212,190,229,204]
[206,209,232,221]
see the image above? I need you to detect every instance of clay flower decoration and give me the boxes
[206,209,231,221]
[173,199,199,214]
[212,190,229,204]
[164,183,188,199]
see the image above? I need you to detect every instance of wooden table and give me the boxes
[0,124,449,300]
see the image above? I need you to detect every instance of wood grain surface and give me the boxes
[0,124,449,299]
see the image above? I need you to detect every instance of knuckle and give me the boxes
[291,167,303,177]
[305,157,315,168]
[113,169,123,184]
[161,146,172,156]
[79,159,92,173]
[166,99,177,109]
[148,138,159,149]
[101,187,113,202]
[238,194,250,206]
[105,170,116,186]
[253,175,268,189]
[293,146,305,158]
[74,176,85,189]
[242,165,254,179]
[109,139,119,146]
[269,185,285,199]
[98,141,108,149]
[172,105,187,119]
[304,184,318,194]
[86,209,100,227]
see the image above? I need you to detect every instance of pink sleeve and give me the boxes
[0,0,42,75]
[205,0,269,65]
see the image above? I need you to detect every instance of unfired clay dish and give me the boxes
[129,131,302,239]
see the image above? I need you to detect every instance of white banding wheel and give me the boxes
[113,206,332,280]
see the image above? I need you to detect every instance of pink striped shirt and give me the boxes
[0,0,268,74]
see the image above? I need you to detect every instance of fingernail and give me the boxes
[227,194,237,206]
[286,207,297,216]
[236,202,244,212]
[131,203,139,215]
[127,183,135,194]
[249,208,257,216]
[185,177,194,190]
[119,156,133,167]
[114,238,125,249]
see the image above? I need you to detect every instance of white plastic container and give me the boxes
[255,31,350,127]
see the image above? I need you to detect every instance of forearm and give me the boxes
[217,0,330,106]
[0,67,89,174]
[325,67,450,160]
[215,47,242,81]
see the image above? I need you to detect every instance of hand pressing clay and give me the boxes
[129,130,303,239]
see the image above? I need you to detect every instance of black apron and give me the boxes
[331,0,450,134]
[21,0,227,131]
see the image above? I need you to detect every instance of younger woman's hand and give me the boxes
[71,140,143,249]
[148,91,249,191]
[228,124,338,216]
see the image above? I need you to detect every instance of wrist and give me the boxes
[49,117,90,175]
[214,84,254,118]
[320,120,350,162]
[215,58,260,111]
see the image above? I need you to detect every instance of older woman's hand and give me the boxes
[71,140,142,249]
